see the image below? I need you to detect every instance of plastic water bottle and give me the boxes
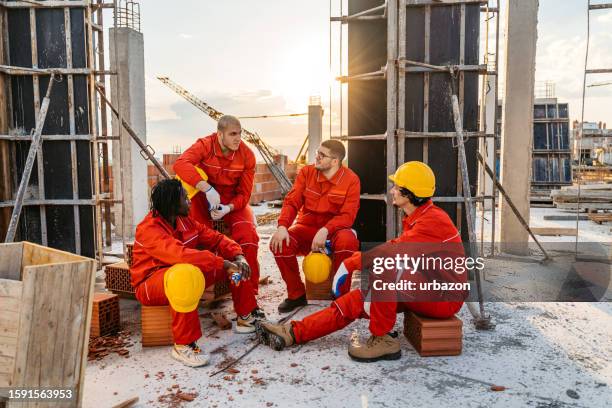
[230,271,242,285]
[324,240,332,256]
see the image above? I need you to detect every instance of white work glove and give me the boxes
[204,186,221,210]
[210,203,231,220]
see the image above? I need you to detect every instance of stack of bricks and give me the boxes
[141,305,173,347]
[403,311,463,357]
[104,262,134,296]
[90,293,121,337]
[125,243,134,267]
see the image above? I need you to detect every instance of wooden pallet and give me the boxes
[403,311,462,357]
[588,213,612,224]
[90,293,121,338]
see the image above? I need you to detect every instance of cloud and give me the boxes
[178,33,194,39]
[596,11,612,23]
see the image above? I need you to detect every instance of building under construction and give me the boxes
[0,1,611,407]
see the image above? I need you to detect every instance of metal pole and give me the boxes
[477,152,550,260]
[5,73,56,243]
[449,71,492,329]
[96,84,170,179]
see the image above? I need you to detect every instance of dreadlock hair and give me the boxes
[399,187,430,207]
[150,178,183,222]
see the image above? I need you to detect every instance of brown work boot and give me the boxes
[255,321,295,351]
[348,333,401,363]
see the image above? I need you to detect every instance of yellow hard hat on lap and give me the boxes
[164,263,205,313]
[388,161,435,198]
[303,252,332,284]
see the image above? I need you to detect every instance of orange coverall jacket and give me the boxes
[277,164,361,234]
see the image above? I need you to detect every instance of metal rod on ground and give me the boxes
[95,84,170,179]
[448,70,492,330]
[209,305,309,377]
[5,74,56,243]
[476,151,550,261]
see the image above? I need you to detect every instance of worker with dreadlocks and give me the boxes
[173,115,261,292]
[130,179,265,367]
[257,161,467,362]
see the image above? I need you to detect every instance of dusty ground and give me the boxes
[84,206,611,407]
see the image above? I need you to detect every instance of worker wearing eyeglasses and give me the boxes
[270,140,361,313]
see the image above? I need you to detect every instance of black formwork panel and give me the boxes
[348,1,480,243]
[5,3,95,256]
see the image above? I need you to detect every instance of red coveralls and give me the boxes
[130,212,257,345]
[290,201,466,344]
[272,165,361,299]
[173,133,260,291]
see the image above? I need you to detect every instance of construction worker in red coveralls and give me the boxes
[173,115,261,292]
[269,139,361,313]
[257,161,466,362]
[130,179,265,368]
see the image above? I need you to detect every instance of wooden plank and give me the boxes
[0,243,23,280]
[530,227,577,236]
[21,241,82,266]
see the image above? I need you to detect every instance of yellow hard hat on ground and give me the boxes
[388,161,436,198]
[164,264,205,313]
[303,252,332,284]
[176,166,208,199]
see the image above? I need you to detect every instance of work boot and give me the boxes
[277,295,307,314]
[235,308,267,334]
[255,321,295,351]
[348,333,401,363]
[171,342,210,367]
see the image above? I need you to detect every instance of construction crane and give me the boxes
[157,76,293,194]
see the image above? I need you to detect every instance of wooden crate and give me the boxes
[0,242,96,406]
[141,305,173,347]
[403,311,463,357]
[305,274,333,300]
[90,293,120,338]
[104,261,134,295]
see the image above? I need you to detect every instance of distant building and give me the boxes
[496,97,571,201]
[572,121,612,166]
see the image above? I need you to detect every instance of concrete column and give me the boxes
[307,100,323,163]
[478,77,496,210]
[110,27,148,237]
[499,0,539,254]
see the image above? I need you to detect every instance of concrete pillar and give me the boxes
[110,27,148,237]
[308,99,323,163]
[478,77,496,210]
[499,0,539,254]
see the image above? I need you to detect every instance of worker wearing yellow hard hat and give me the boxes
[257,161,467,364]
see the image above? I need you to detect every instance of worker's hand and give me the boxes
[270,226,290,254]
[210,204,231,220]
[311,227,329,252]
[233,255,251,281]
[223,260,239,275]
[197,181,220,209]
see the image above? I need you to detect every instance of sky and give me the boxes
[122,0,612,158]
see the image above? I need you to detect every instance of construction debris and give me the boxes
[551,184,612,211]
[587,212,612,224]
[158,388,199,407]
[256,211,280,225]
[530,227,578,236]
[88,331,133,361]
[211,312,232,330]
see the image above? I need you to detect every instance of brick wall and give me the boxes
[135,154,299,204]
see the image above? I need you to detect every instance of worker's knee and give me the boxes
[331,229,359,251]
[231,222,259,246]
[269,238,295,257]
[333,289,365,319]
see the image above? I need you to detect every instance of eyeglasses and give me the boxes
[316,150,336,160]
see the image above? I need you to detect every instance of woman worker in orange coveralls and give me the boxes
[130,179,265,367]
[256,161,467,362]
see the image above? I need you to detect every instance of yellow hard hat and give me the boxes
[176,166,209,199]
[163,264,205,313]
[388,161,435,198]
[302,252,332,284]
